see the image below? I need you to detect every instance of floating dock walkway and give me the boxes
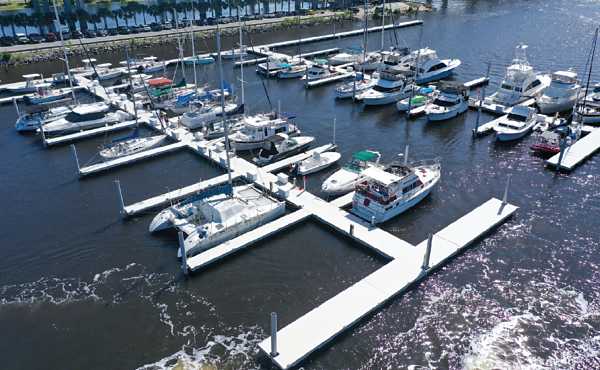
[546,126,600,171]
[258,197,518,369]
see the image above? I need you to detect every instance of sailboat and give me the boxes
[149,29,286,259]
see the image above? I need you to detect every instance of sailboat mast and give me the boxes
[124,47,138,126]
[175,16,185,81]
[238,6,245,109]
[216,28,234,190]
[380,0,385,51]
[51,0,76,102]
[362,0,368,63]
[190,20,198,90]
[582,28,599,113]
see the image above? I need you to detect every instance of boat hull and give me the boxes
[495,128,532,142]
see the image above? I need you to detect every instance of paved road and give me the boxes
[1,12,341,53]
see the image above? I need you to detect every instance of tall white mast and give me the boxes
[380,0,385,50]
[190,20,198,90]
[216,28,233,190]
[238,5,245,110]
[52,0,76,102]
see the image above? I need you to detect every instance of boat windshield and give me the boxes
[373,85,400,93]
[507,113,528,122]
[433,98,457,107]
[65,111,105,123]
[344,158,368,172]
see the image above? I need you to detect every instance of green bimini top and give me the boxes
[352,150,379,162]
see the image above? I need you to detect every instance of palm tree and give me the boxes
[113,9,121,28]
[148,4,160,23]
[0,15,8,37]
[14,13,30,36]
[76,8,89,31]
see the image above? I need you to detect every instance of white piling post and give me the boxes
[278,100,281,118]
[349,224,354,236]
[303,175,306,190]
[70,144,80,173]
[333,117,336,146]
[39,123,47,147]
[178,231,188,276]
[421,233,433,270]
[371,215,376,226]
[12,97,20,117]
[270,312,278,357]
[114,180,125,216]
[557,137,567,169]
[403,145,409,166]
[502,174,511,206]
[352,77,356,100]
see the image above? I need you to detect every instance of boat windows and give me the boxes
[501,83,514,90]
[428,62,447,72]
[506,113,528,122]
[433,98,457,107]
[525,79,542,91]
[373,85,401,93]
[402,179,422,194]
[275,127,286,134]
[65,111,105,122]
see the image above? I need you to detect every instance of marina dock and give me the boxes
[546,126,600,171]
[258,197,518,369]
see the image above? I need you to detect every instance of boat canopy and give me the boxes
[362,166,402,186]
[148,77,173,87]
[353,150,379,162]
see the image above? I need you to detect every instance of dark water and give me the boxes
[2,1,600,369]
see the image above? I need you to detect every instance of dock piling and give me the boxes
[70,144,80,173]
[12,97,20,117]
[270,312,279,357]
[114,180,125,216]
[403,145,409,166]
[421,233,433,270]
[178,231,188,276]
[502,174,511,207]
[349,224,354,236]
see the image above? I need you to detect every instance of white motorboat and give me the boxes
[354,52,383,72]
[40,102,131,136]
[277,63,307,79]
[179,101,241,129]
[329,47,363,66]
[94,63,123,81]
[358,67,416,106]
[149,184,285,257]
[321,150,382,196]
[3,74,46,94]
[405,48,461,84]
[424,83,469,121]
[335,73,378,99]
[99,134,167,160]
[351,159,441,224]
[574,104,600,125]
[121,56,165,74]
[229,113,299,151]
[23,83,71,105]
[257,54,301,76]
[536,70,581,114]
[183,55,215,65]
[493,105,538,141]
[295,151,341,175]
[70,58,97,77]
[253,134,314,165]
[15,105,71,132]
[479,44,551,114]
[304,59,334,81]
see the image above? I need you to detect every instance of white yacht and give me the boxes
[304,59,334,81]
[277,63,308,79]
[253,134,314,165]
[295,151,341,176]
[228,113,299,151]
[149,185,285,257]
[221,45,248,60]
[99,134,167,160]
[351,159,441,224]
[121,56,165,74]
[335,73,378,99]
[257,54,301,76]
[329,47,363,66]
[424,84,468,121]
[396,48,461,84]
[357,67,415,106]
[321,150,381,196]
[179,101,241,129]
[536,70,581,114]
[480,44,551,113]
[493,105,538,141]
[94,63,123,81]
[23,83,71,105]
[41,103,131,136]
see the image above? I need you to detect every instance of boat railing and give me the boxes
[409,157,442,170]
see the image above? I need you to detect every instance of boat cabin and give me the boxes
[356,165,421,206]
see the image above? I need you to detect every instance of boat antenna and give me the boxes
[125,47,139,127]
[217,26,234,193]
[380,0,385,51]
[581,27,598,116]
[51,0,76,103]
[238,4,245,112]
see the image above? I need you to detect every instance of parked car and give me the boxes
[60,31,72,40]
[72,30,84,38]
[150,23,161,31]
[108,28,119,36]
[83,30,97,38]
[16,33,29,44]
[162,22,173,30]
[45,32,57,42]
[28,33,45,43]
[97,29,108,37]
[206,17,216,25]
[0,36,15,46]
[141,25,151,32]
[117,26,130,35]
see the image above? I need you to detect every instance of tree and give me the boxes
[0,16,7,37]
[76,8,89,31]
[14,13,30,36]
[97,7,111,29]
[148,4,161,23]
[113,9,121,28]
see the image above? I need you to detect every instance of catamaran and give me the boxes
[351,159,441,224]
[321,150,382,196]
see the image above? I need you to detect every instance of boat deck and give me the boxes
[258,197,518,369]
[42,119,139,146]
[546,126,600,171]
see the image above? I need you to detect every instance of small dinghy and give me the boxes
[99,134,167,160]
[295,151,341,175]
